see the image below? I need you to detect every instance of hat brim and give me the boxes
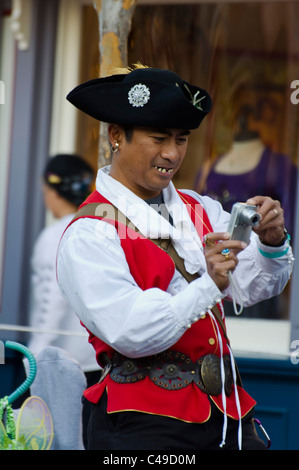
[67,72,212,130]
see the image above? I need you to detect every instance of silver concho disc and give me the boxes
[128,83,150,107]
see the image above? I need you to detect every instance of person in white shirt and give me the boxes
[57,65,293,450]
[28,154,98,372]
[28,154,100,446]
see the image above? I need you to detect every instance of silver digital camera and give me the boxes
[227,203,260,244]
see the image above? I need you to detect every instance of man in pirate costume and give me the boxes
[57,65,293,450]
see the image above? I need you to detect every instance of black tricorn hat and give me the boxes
[66,67,212,130]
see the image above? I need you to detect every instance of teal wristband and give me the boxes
[258,233,290,258]
[258,246,290,258]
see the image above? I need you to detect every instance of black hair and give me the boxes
[43,154,94,207]
[123,125,134,143]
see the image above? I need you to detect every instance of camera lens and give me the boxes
[239,207,261,226]
[251,214,260,226]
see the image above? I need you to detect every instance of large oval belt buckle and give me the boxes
[201,354,222,396]
[201,354,233,396]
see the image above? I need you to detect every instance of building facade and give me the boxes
[1,0,299,449]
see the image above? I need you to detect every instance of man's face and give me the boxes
[109,126,190,199]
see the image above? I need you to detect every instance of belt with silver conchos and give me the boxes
[100,350,234,397]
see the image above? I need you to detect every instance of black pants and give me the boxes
[86,392,267,450]
[83,370,103,449]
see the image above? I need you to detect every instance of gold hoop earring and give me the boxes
[112,141,120,153]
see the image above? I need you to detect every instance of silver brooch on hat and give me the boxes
[128,83,150,107]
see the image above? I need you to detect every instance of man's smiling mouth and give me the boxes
[154,166,174,174]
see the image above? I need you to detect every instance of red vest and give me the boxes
[65,189,256,422]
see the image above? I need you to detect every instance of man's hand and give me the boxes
[246,196,285,246]
[204,232,247,291]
